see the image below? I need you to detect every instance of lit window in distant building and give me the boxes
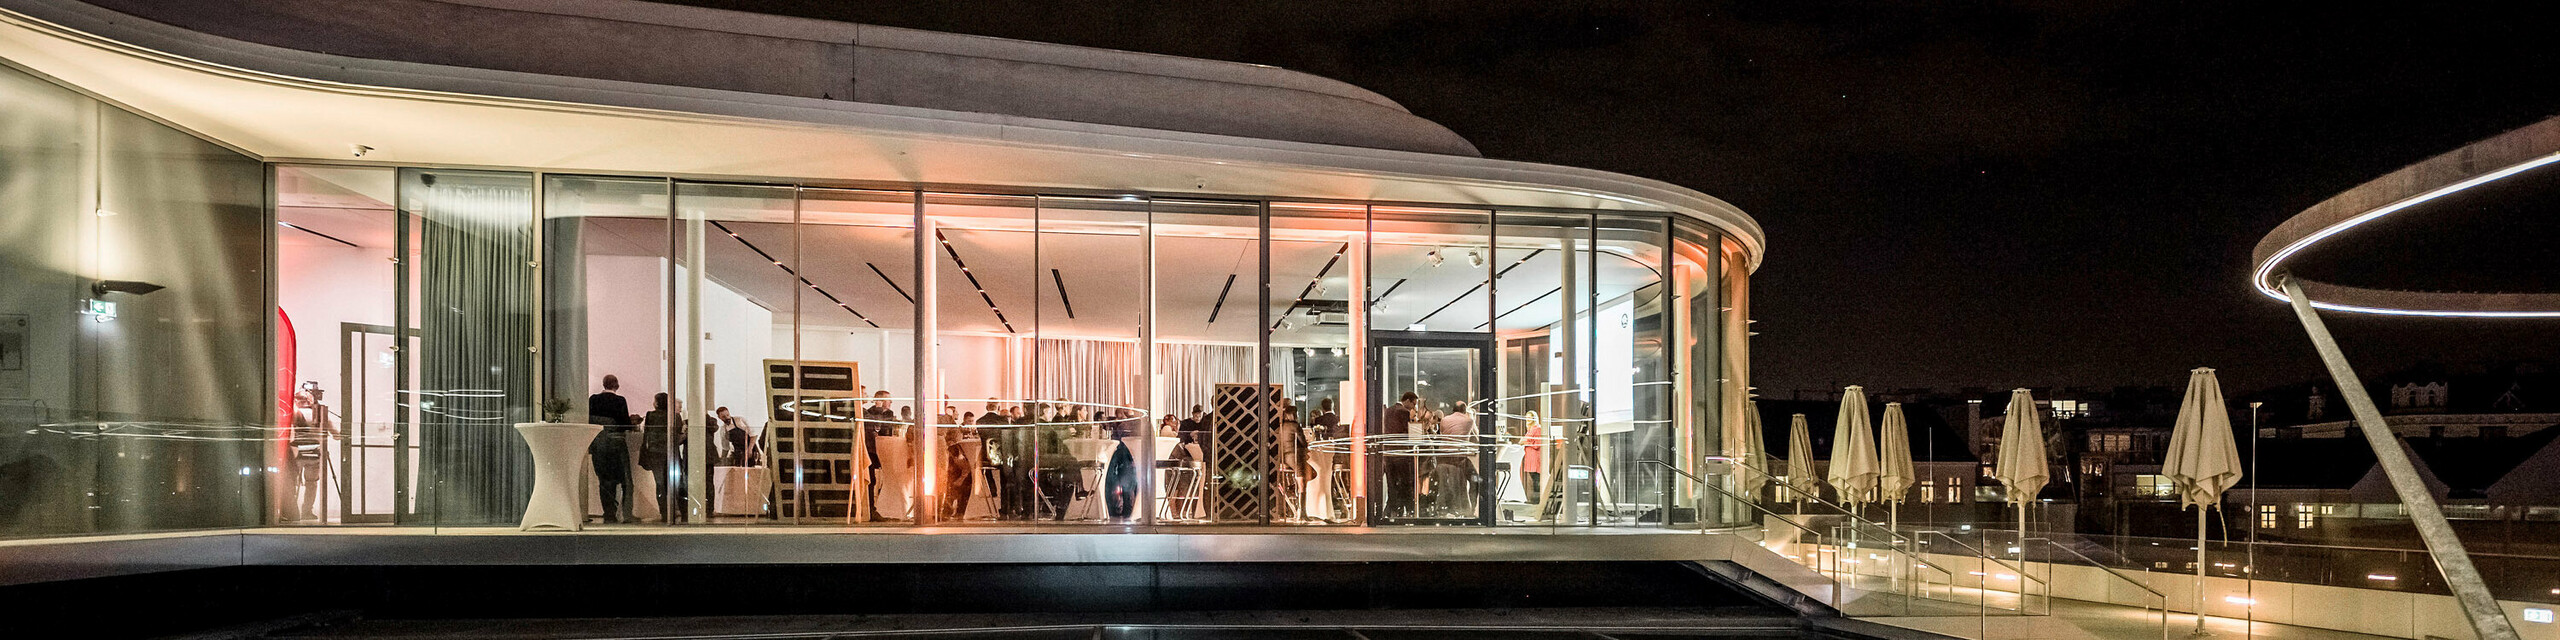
[2259,505,2277,529]
[2296,504,2315,529]
[2054,400,2087,419]
[2131,474,2176,498]
[1946,477,1962,502]
[2089,433,2131,452]
[1919,479,1936,503]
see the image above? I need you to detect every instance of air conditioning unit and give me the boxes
[1318,312,1351,326]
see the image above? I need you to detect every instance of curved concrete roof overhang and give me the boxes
[2252,114,2560,316]
[0,0,1764,268]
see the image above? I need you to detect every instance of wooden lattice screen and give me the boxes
[1207,383,1276,522]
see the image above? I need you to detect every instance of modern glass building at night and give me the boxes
[0,0,1763,538]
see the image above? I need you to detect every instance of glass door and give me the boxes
[337,322,417,523]
[1368,332,1492,525]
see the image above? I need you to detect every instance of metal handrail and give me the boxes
[2035,538,2166,600]
[1679,467,1828,545]
[1909,528,2050,587]
[2056,531,2560,561]
[1637,459,1919,547]
[2036,538,2172,640]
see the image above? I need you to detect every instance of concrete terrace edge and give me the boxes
[0,528,1749,587]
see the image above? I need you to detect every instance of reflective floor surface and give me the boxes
[259,609,1843,640]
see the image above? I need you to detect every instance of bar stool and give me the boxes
[1157,443,1207,521]
[1273,467,1304,522]
[1326,465,1354,523]
[1069,459,1108,521]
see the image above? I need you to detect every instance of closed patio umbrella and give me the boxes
[1826,386,1880,507]
[1991,389,2049,565]
[1785,414,1817,508]
[2163,367,2243,635]
[1877,402,1916,530]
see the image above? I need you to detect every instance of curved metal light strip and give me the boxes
[2251,150,2560,317]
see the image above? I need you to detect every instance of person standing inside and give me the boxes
[587,375,633,524]
[1381,392,1420,518]
[1431,400,1478,517]
[712,406,748,467]
[287,384,338,522]
[859,391,897,519]
[641,392,679,522]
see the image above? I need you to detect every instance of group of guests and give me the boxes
[584,374,756,524]
[582,373,1397,524]
[1380,391,1482,519]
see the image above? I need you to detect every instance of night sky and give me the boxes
[678,1,2560,396]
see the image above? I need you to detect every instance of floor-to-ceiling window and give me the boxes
[1366,206,1493,524]
[924,192,1036,523]
[1491,211,1595,525]
[1030,196,1149,523]
[0,62,270,537]
[1594,214,1671,524]
[675,182,800,524]
[273,166,400,526]
[1268,203,1367,524]
[794,187,920,524]
[264,168,1748,533]
[542,175,671,525]
[399,169,539,528]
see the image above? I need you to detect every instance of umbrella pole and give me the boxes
[2015,502,2027,607]
[2194,506,2210,636]
[1888,500,1901,597]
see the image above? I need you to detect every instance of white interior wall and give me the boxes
[681,266,774,433]
[584,255,667,415]
[275,238,393,423]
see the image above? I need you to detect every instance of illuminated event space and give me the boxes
[0,0,1761,537]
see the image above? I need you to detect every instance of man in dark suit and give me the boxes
[859,391,897,519]
[587,375,633,524]
[1381,391,1420,518]
[1312,399,1343,441]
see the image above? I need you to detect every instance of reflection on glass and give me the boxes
[1595,214,1670,525]
[1671,220,1733,525]
[1376,344,1484,522]
[274,166,400,526]
[676,183,798,524]
[1269,203,1366,524]
[1037,196,1149,523]
[797,188,921,524]
[541,175,669,526]
[1492,212,1595,525]
[0,69,275,536]
[1150,200,1262,523]
[400,168,537,528]
[928,192,1038,523]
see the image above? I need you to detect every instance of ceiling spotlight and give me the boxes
[1426,250,1444,267]
[1466,248,1485,267]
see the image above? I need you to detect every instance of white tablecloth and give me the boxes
[1063,437,1117,520]
[713,466,769,516]
[873,434,911,520]
[515,423,600,531]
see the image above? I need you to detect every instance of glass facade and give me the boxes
[0,61,1755,537]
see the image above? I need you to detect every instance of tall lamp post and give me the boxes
[2246,401,2261,640]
